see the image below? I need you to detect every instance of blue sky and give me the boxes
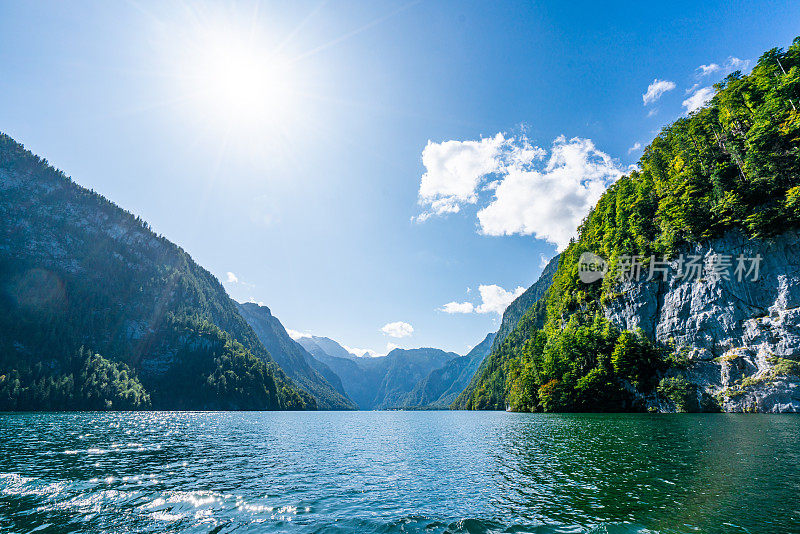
[1,1,798,355]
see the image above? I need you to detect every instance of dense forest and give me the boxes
[0,133,315,410]
[0,347,150,411]
[459,38,800,412]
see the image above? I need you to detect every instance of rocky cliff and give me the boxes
[604,230,800,412]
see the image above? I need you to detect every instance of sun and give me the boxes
[195,33,294,123]
[169,22,299,130]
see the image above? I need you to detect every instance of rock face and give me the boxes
[604,230,800,412]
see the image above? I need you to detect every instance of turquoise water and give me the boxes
[0,412,798,533]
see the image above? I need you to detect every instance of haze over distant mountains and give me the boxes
[297,336,361,361]
[236,303,356,410]
[307,345,460,409]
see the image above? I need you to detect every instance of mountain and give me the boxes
[491,255,560,352]
[0,133,314,410]
[297,335,360,360]
[399,331,496,409]
[236,302,356,410]
[463,38,800,413]
[312,347,459,409]
[449,257,559,410]
[453,267,555,410]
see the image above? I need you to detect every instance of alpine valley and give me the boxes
[2,38,800,414]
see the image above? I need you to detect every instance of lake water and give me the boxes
[0,412,798,533]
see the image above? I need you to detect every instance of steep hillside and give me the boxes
[400,332,495,409]
[236,303,356,410]
[313,347,458,409]
[491,255,560,352]
[466,38,800,413]
[0,133,314,410]
[453,266,556,410]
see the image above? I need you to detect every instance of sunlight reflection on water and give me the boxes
[0,412,798,533]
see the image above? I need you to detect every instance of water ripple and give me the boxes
[0,412,798,533]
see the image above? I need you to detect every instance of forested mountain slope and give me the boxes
[0,133,314,410]
[491,255,560,352]
[237,302,356,409]
[461,38,800,413]
[453,261,559,410]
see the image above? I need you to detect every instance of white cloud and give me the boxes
[697,63,720,77]
[642,79,676,105]
[287,329,311,340]
[226,271,239,283]
[440,283,525,317]
[628,142,642,154]
[440,301,475,314]
[693,57,750,85]
[417,133,507,219]
[381,321,414,338]
[539,253,552,269]
[682,86,715,114]
[647,108,659,117]
[416,133,623,251]
[475,284,525,315]
[416,133,546,221]
[477,136,623,250]
[246,296,265,306]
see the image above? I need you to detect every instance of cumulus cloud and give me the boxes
[477,136,623,250]
[628,142,642,153]
[682,86,716,114]
[642,79,676,105]
[416,133,507,220]
[475,284,525,315]
[539,254,552,269]
[440,284,525,317]
[697,63,720,77]
[693,57,750,83]
[226,272,239,283]
[417,134,623,251]
[381,321,414,338]
[416,133,546,221]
